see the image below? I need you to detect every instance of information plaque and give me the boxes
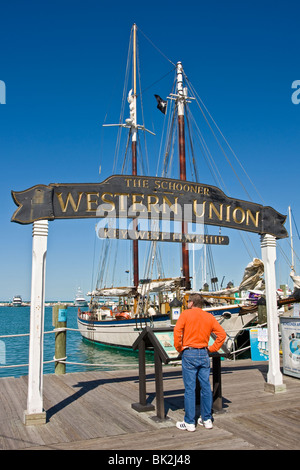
[152,328,230,362]
[280,316,300,379]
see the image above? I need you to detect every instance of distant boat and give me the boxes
[74,288,88,307]
[12,295,23,307]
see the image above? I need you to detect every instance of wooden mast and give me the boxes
[132,24,139,290]
[102,24,154,295]
[176,62,191,290]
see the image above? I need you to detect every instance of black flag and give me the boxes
[154,94,167,114]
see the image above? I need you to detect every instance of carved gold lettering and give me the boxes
[114,193,129,211]
[209,202,223,220]
[147,194,159,213]
[56,192,83,213]
[226,205,231,222]
[232,207,245,224]
[246,209,260,227]
[100,193,115,212]
[132,193,146,212]
[162,195,178,214]
[193,200,206,217]
[86,192,99,212]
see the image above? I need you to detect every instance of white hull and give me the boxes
[74,300,88,307]
[74,288,88,307]
[77,314,171,349]
[216,311,258,350]
[12,296,23,307]
[77,305,257,350]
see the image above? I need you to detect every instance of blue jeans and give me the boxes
[182,348,212,424]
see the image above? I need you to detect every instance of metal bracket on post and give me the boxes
[261,233,286,394]
[24,220,48,425]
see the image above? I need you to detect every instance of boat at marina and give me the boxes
[74,288,88,307]
[77,24,264,351]
[12,295,23,307]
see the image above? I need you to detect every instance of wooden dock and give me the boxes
[0,359,299,450]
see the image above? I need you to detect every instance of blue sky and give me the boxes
[0,0,300,301]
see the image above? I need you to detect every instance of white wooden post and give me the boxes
[260,233,286,393]
[24,220,48,425]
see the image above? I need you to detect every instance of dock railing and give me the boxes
[0,322,264,373]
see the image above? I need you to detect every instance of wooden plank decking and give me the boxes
[0,359,299,450]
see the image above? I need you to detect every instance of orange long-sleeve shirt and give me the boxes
[173,307,227,353]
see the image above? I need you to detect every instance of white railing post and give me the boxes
[260,233,286,393]
[24,220,48,425]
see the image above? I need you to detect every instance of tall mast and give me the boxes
[289,206,295,275]
[132,24,139,289]
[176,62,191,290]
[103,24,154,291]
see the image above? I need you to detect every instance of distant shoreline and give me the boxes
[0,302,75,307]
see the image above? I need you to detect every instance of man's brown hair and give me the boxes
[188,293,206,308]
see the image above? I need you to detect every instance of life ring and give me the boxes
[115,312,131,321]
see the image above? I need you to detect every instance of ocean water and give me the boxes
[0,306,154,378]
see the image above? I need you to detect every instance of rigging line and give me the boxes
[194,94,253,200]
[187,108,257,264]
[185,89,258,268]
[136,44,150,176]
[189,123,258,262]
[185,105,199,182]
[90,226,97,292]
[140,126,150,175]
[185,76,253,201]
[162,106,177,177]
[184,90,228,190]
[121,131,132,174]
[96,239,111,288]
[291,209,300,240]
[138,68,176,96]
[137,25,176,67]
[166,126,177,178]
[282,238,300,266]
[190,110,226,189]
[156,75,176,176]
[204,226,218,291]
[111,240,119,287]
[243,232,259,259]
[156,76,176,176]
[186,76,264,203]
[277,243,293,268]
[137,134,147,175]
[157,245,166,278]
[113,28,133,173]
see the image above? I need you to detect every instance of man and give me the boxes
[174,293,226,432]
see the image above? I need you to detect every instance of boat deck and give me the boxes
[0,359,299,450]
